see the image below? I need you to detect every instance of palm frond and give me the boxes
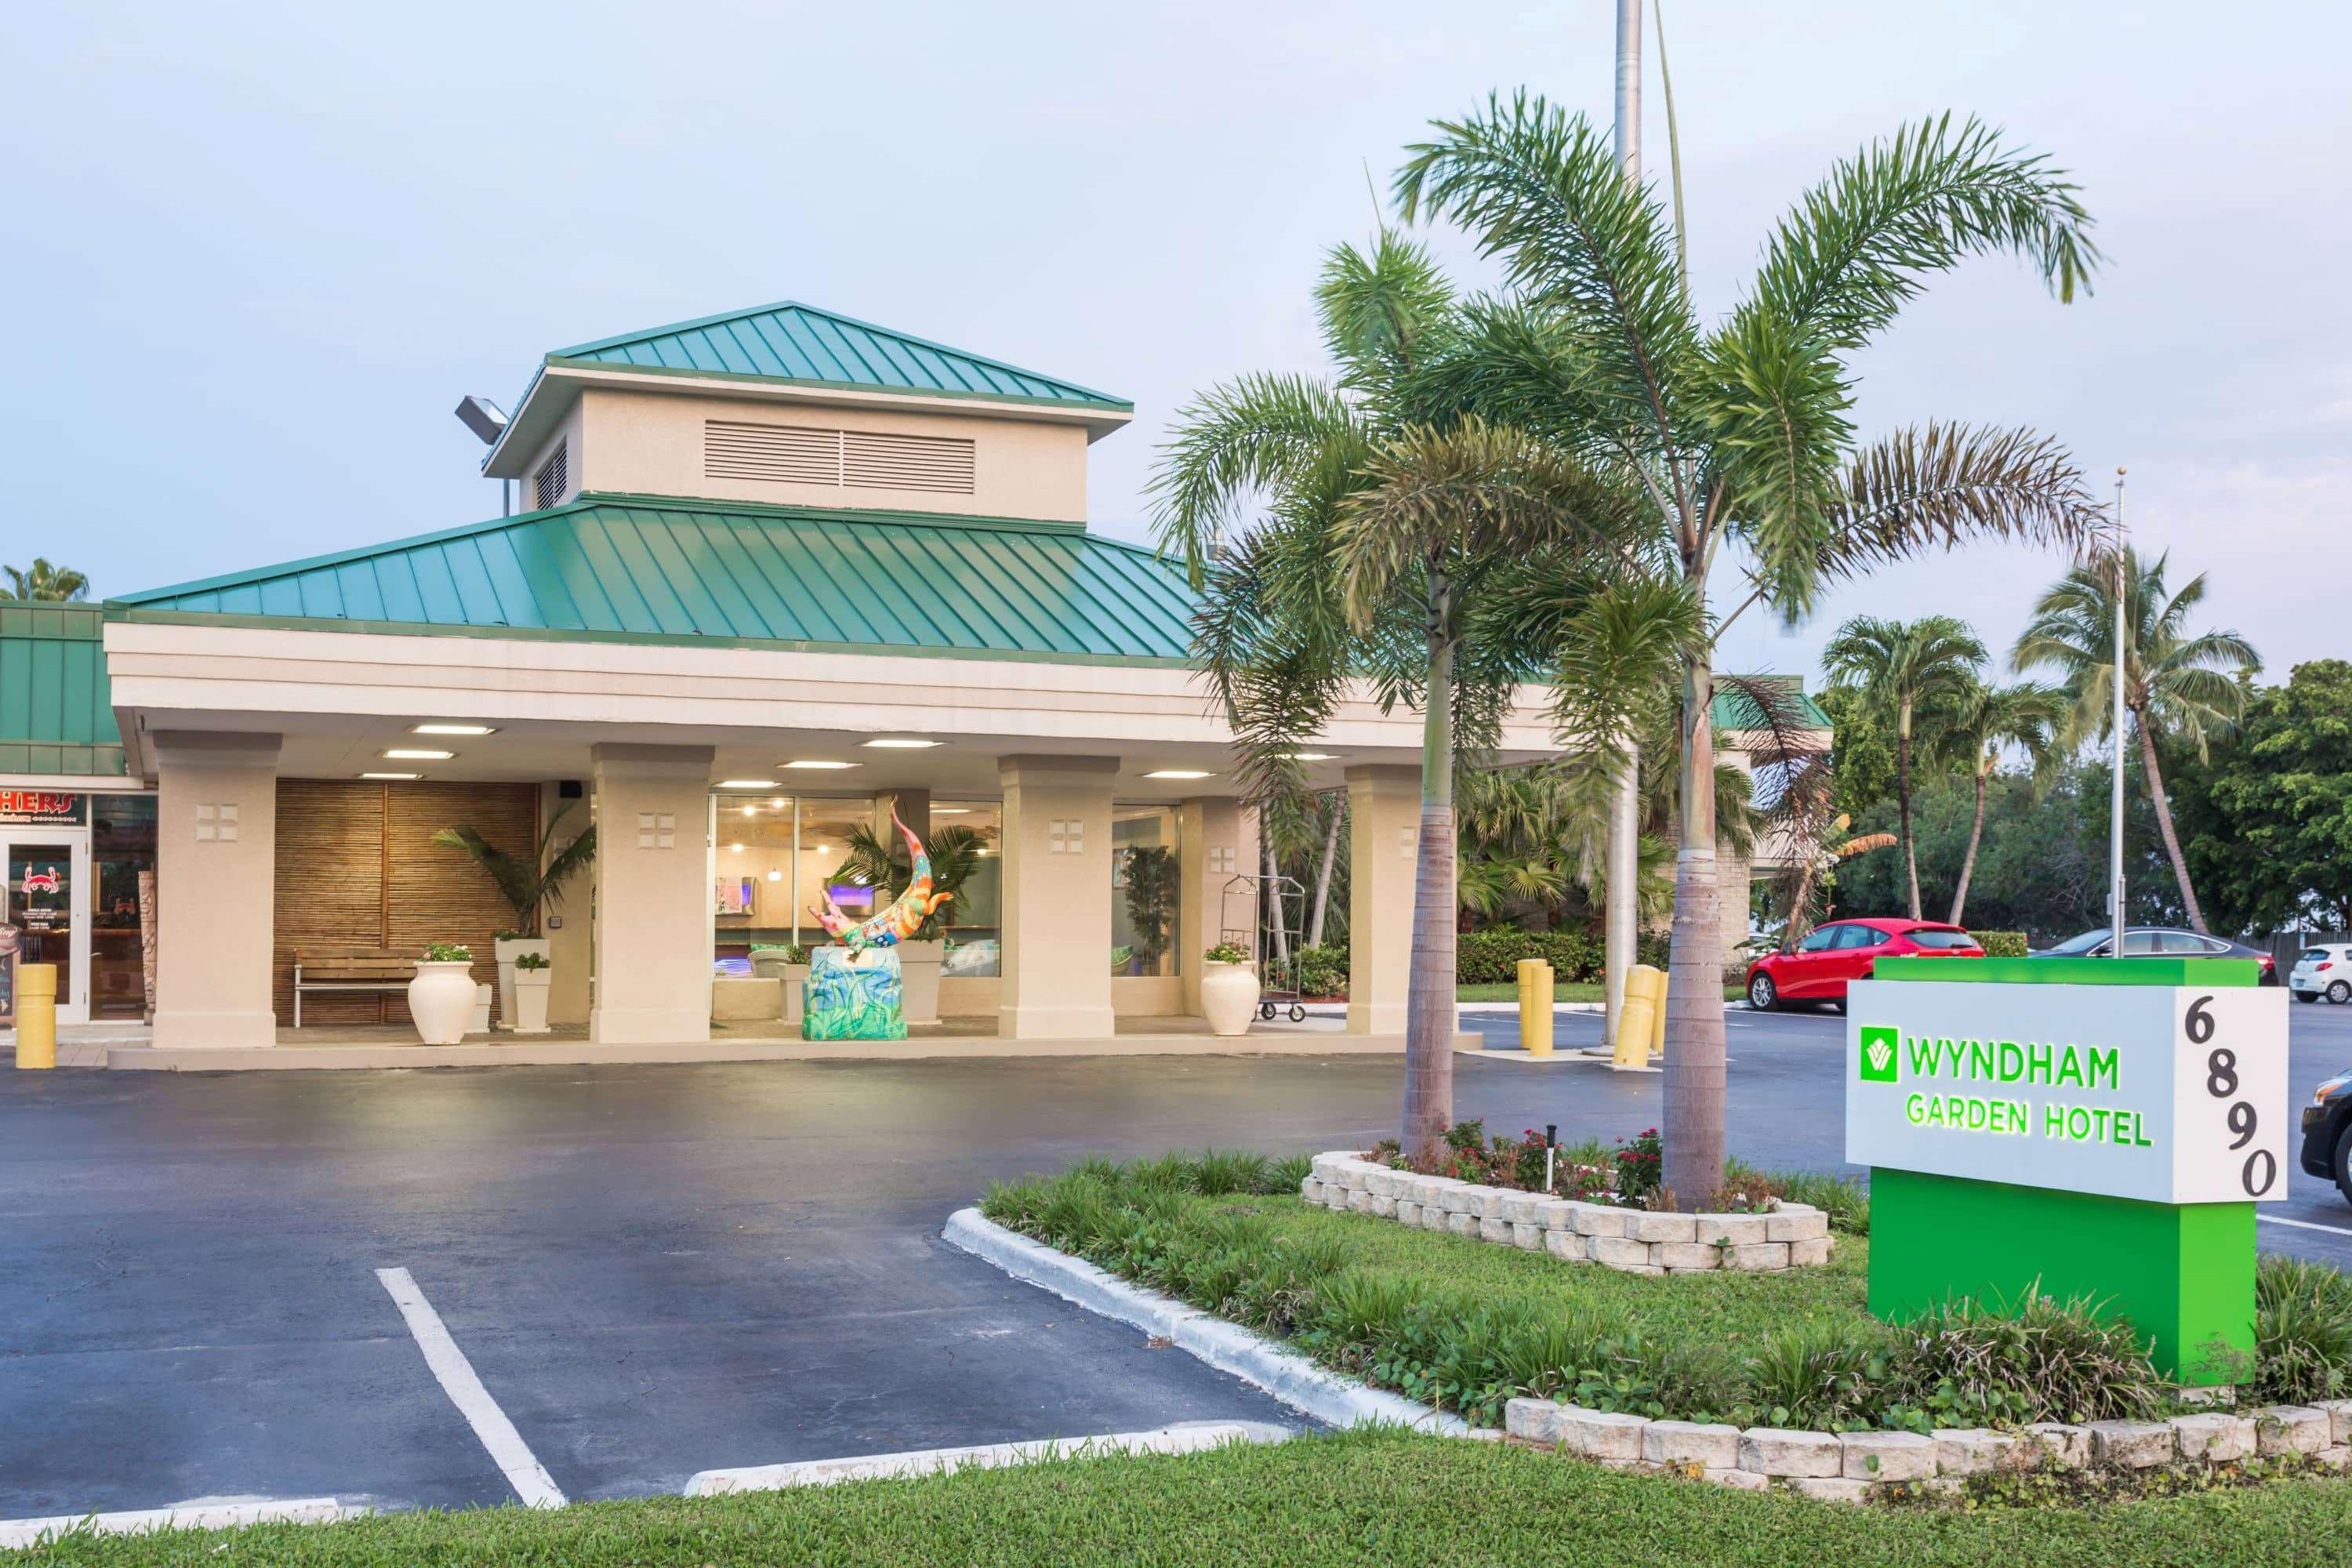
[1145,373,1365,583]
[1817,422,2103,581]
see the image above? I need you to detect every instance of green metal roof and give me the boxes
[0,604,125,775]
[114,494,1197,662]
[546,300,1130,410]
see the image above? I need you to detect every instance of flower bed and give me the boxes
[1306,1152,1835,1276]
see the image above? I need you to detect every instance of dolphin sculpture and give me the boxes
[809,808,953,952]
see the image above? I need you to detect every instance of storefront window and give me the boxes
[709,795,1003,978]
[1112,805,1181,978]
[91,794,156,1018]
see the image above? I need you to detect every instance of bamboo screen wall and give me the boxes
[273,781,539,1025]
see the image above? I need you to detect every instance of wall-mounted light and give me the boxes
[728,844,745,854]
[766,869,783,881]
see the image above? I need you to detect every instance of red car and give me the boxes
[1744,918,1984,1011]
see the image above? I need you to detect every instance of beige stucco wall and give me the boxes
[1345,764,1421,1036]
[572,387,1089,522]
[996,754,1117,1037]
[588,742,714,1044]
[540,781,594,1025]
[151,731,280,1048]
[1176,797,1254,1017]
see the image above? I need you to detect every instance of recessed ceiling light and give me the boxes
[931,808,971,815]
[1284,752,1338,761]
[409,724,497,736]
[861,738,941,750]
[360,771,421,780]
[383,748,454,760]
[716,779,779,789]
[1143,769,1214,780]
[783,760,859,770]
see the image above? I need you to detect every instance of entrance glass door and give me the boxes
[4,835,89,1024]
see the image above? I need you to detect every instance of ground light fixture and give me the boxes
[861,738,940,749]
[783,760,858,770]
[382,748,454,760]
[1144,769,1214,779]
[409,724,497,736]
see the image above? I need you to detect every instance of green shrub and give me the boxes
[1878,1287,2163,1427]
[1973,930,2029,957]
[2251,1254,2352,1403]
[1742,1323,1885,1431]
[1454,930,1602,985]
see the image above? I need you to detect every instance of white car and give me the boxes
[2290,942,2352,1004]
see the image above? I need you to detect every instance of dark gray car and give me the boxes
[2031,926,2279,984]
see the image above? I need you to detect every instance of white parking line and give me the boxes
[375,1267,567,1508]
[2259,1214,2352,1240]
[685,1421,1289,1496]
[0,1498,358,1549]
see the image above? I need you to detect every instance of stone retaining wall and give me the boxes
[1504,1396,2352,1500]
[1303,1152,1832,1275]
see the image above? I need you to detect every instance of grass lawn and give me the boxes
[1456,980,1746,1004]
[17,1428,2352,1566]
[1204,1191,1874,1355]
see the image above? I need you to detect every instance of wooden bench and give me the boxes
[292,947,416,1027]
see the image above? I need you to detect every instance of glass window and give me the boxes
[1904,928,1980,950]
[1111,805,1181,978]
[1796,925,1841,953]
[2045,927,2111,956]
[931,800,1000,978]
[91,793,156,1018]
[2120,930,2159,955]
[712,793,802,976]
[1832,924,1882,949]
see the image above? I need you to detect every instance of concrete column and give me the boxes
[997,754,1117,1038]
[1345,764,1421,1036]
[151,731,280,1049]
[1176,796,1255,1018]
[540,780,593,1026]
[588,742,714,1045]
[873,786,931,848]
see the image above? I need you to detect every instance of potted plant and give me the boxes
[750,942,812,1024]
[434,805,596,1029]
[1200,941,1259,1036]
[409,942,477,1045]
[510,949,552,1034]
[837,820,992,1025]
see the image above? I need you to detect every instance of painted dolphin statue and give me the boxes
[810,807,953,952]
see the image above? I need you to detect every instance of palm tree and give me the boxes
[1394,96,2105,1204]
[1926,677,2067,924]
[836,821,995,942]
[1820,615,1987,919]
[1,559,89,601]
[2012,547,2259,933]
[1153,236,1653,1152]
[432,805,597,932]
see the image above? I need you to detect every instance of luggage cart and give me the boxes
[1220,872,1308,1022]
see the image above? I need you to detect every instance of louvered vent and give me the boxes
[703,421,975,495]
[533,441,568,510]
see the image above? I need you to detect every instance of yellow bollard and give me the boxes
[1516,957,1554,1056]
[1614,963,1664,1069]
[14,963,56,1069]
[1649,964,1668,1062]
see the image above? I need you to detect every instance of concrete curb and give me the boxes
[0,1498,359,1549]
[685,1421,1290,1495]
[942,1208,1483,1438]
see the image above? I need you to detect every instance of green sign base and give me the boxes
[1868,1166,2253,1384]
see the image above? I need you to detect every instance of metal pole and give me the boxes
[1603,0,1643,1049]
[2110,469,2128,953]
[791,795,802,949]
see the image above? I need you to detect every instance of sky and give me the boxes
[6,1,2346,688]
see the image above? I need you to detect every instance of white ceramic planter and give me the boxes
[493,937,550,1029]
[784,963,810,1025]
[470,983,493,1034]
[511,967,551,1033]
[898,939,945,1025]
[408,960,477,1045]
[1201,960,1261,1036]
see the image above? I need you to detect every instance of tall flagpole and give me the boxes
[2110,468,2128,953]
[1603,0,1644,1051]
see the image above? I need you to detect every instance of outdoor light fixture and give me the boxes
[729,844,745,853]
[783,760,858,770]
[1143,769,1213,780]
[716,779,779,789]
[360,771,422,780]
[453,396,509,445]
[861,738,940,749]
[409,724,497,736]
[766,869,783,881]
[383,748,454,760]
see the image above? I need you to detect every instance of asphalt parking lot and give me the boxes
[5,999,2351,1522]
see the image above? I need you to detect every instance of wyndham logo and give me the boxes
[1858,1025,1899,1083]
